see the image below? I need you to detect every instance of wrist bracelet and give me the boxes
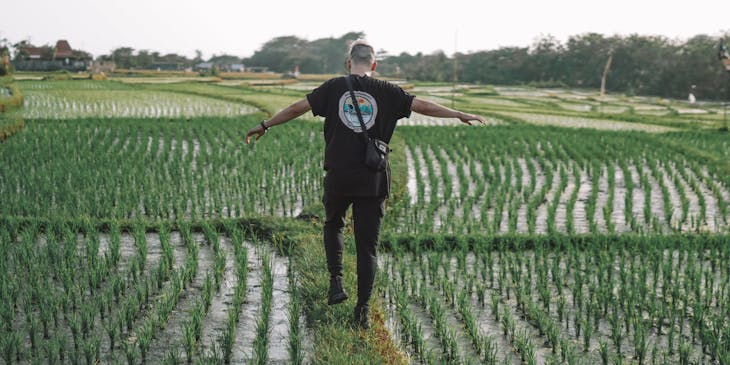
[260,120,269,131]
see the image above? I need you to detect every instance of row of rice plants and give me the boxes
[0,117,323,221]
[382,235,730,364]
[386,125,730,235]
[21,90,258,119]
[0,219,308,364]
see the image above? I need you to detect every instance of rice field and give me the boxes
[1,77,729,364]
[22,90,258,119]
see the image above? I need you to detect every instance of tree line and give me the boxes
[245,32,730,100]
[3,32,729,100]
[385,33,730,100]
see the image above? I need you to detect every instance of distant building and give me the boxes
[54,40,74,60]
[24,47,43,60]
[196,62,213,72]
[14,39,89,72]
[148,62,185,71]
[229,63,245,72]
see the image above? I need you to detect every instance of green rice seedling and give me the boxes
[133,223,148,271]
[107,316,118,351]
[1,331,20,364]
[213,249,226,290]
[192,302,203,341]
[582,316,592,352]
[253,251,274,365]
[598,339,609,365]
[182,321,196,363]
[483,336,498,365]
[164,347,182,365]
[82,336,101,365]
[44,338,61,365]
[287,268,303,365]
[500,306,515,342]
[202,274,213,312]
[516,329,536,365]
[609,305,621,355]
[28,314,40,355]
[220,319,236,364]
[678,340,691,365]
[198,341,223,364]
[56,334,67,363]
[136,320,153,362]
[121,340,137,365]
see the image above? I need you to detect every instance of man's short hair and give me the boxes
[349,39,375,66]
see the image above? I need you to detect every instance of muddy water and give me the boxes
[145,233,209,364]
[573,167,591,234]
[230,244,264,364]
[612,166,629,232]
[405,146,419,205]
[267,252,292,364]
[197,236,238,357]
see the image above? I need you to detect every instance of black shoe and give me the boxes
[354,304,370,330]
[328,276,348,305]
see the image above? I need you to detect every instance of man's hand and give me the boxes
[245,124,266,144]
[458,112,487,126]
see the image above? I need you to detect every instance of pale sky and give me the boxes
[3,0,729,59]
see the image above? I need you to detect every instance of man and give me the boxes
[245,39,486,329]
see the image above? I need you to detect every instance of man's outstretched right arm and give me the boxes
[245,98,311,144]
[411,98,486,125]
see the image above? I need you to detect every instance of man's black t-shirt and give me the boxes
[307,75,414,197]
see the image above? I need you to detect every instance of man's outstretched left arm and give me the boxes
[411,98,486,125]
[245,98,311,144]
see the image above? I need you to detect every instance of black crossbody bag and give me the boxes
[344,75,389,172]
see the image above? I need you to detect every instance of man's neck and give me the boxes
[349,65,372,77]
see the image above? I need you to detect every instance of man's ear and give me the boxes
[371,61,377,71]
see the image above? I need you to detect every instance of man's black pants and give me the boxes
[323,192,385,307]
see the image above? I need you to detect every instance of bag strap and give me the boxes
[344,75,372,138]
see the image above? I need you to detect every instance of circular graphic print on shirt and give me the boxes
[338,91,378,132]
